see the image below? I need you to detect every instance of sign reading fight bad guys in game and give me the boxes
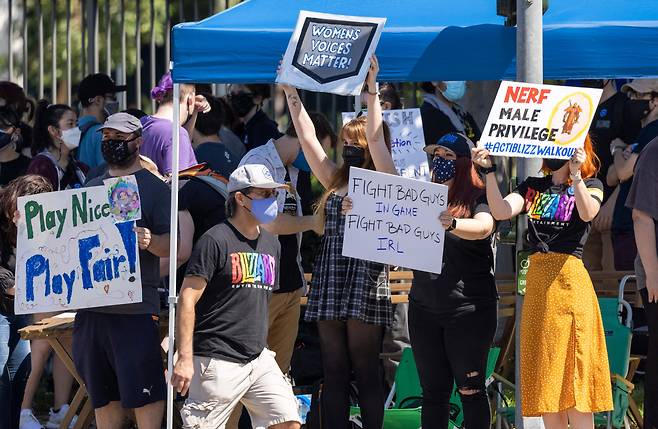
[14,184,142,314]
[342,168,448,274]
[480,81,603,159]
[277,11,386,96]
[342,109,431,181]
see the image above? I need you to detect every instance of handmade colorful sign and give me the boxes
[342,108,430,181]
[104,175,142,223]
[14,186,142,314]
[342,167,448,274]
[277,11,386,96]
[480,81,603,159]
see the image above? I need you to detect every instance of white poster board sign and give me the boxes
[342,167,448,274]
[343,108,430,181]
[14,186,142,314]
[277,11,386,96]
[480,81,603,159]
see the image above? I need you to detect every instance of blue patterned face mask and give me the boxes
[432,157,456,183]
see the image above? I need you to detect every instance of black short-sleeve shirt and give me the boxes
[410,196,497,313]
[185,221,281,363]
[514,176,603,258]
[85,168,171,314]
[626,136,658,263]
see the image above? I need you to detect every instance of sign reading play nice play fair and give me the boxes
[14,186,142,314]
[479,81,602,160]
[277,11,386,96]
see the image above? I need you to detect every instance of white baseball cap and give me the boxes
[228,164,286,193]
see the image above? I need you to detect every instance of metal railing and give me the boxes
[1,0,420,121]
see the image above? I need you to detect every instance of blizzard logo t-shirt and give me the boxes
[186,221,281,363]
[515,175,603,258]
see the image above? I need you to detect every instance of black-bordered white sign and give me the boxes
[277,11,386,96]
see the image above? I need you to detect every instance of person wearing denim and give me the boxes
[0,310,31,429]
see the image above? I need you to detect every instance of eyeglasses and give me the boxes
[246,189,277,199]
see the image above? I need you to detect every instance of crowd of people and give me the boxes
[0,60,656,429]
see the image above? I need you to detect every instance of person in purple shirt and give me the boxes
[139,73,210,176]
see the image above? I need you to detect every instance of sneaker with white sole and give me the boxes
[19,409,44,429]
[45,404,78,429]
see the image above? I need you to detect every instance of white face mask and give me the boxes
[61,127,82,150]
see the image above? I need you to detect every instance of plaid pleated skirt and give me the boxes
[520,252,613,416]
[305,193,392,327]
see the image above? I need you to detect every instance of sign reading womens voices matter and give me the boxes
[342,168,448,274]
[14,186,142,314]
[277,11,386,96]
[342,108,430,181]
[480,81,603,159]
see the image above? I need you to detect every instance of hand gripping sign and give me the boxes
[479,81,603,159]
[277,11,386,96]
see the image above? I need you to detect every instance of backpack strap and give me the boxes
[189,175,229,200]
[79,120,101,143]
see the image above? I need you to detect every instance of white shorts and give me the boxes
[180,348,300,429]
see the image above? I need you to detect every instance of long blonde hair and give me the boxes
[315,116,391,221]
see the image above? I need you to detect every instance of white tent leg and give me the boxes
[166,82,181,429]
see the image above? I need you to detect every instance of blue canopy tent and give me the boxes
[171,0,658,83]
[165,2,658,427]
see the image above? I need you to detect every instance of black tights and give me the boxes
[318,319,385,429]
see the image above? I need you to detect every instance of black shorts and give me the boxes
[72,312,166,409]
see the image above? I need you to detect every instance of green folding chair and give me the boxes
[349,347,500,429]
[595,275,635,429]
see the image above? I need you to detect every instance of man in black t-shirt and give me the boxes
[172,164,301,429]
[72,113,171,428]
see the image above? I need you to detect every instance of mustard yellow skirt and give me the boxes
[520,252,613,416]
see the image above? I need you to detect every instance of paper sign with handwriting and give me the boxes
[479,81,603,159]
[342,167,448,274]
[14,186,142,314]
[277,11,386,96]
[343,108,430,181]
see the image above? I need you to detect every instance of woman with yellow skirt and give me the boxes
[472,135,613,429]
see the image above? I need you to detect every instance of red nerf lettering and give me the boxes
[504,85,551,104]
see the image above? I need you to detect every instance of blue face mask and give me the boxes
[432,157,456,184]
[246,195,278,224]
[441,81,466,102]
[292,149,311,172]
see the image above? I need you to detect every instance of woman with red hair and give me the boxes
[472,136,613,429]
[407,131,498,429]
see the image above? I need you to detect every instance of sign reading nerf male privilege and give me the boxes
[480,81,603,159]
[277,11,386,96]
[342,108,430,181]
[14,186,142,314]
[342,168,448,274]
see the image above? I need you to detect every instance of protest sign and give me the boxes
[480,81,603,159]
[342,167,448,274]
[14,186,142,314]
[343,108,430,181]
[277,11,386,96]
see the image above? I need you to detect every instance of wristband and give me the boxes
[447,218,457,232]
[478,164,497,175]
[367,90,379,96]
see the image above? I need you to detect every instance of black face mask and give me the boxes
[101,136,139,167]
[544,158,568,172]
[342,145,366,168]
[229,93,256,118]
[628,99,652,122]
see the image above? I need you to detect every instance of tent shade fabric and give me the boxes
[171,0,658,84]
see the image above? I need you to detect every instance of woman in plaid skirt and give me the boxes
[281,56,396,429]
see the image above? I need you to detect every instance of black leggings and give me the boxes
[317,319,385,429]
[408,302,497,429]
[641,288,658,429]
